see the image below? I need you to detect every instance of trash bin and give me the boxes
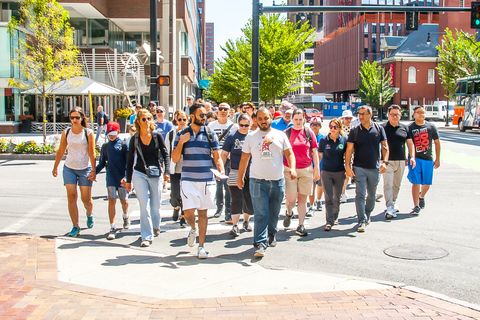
[21,118,32,133]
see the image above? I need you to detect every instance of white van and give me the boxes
[431,101,455,121]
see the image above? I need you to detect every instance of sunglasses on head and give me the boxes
[329,125,339,130]
[70,116,81,120]
[239,123,249,128]
[141,117,152,122]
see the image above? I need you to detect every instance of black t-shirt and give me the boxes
[318,135,347,172]
[347,122,387,169]
[381,121,408,161]
[407,121,439,161]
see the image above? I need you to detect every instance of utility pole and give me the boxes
[150,0,158,104]
[251,0,261,108]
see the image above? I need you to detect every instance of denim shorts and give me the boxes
[63,165,93,187]
[107,186,128,200]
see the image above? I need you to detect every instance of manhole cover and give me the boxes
[384,245,448,260]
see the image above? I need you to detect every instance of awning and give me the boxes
[22,76,123,95]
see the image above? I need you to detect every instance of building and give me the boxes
[205,22,214,76]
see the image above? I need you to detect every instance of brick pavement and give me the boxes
[0,234,479,320]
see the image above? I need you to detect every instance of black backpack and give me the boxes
[352,122,382,143]
[285,126,313,150]
[179,125,215,166]
[66,127,89,141]
[103,112,110,124]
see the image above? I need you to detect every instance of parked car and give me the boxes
[304,108,324,121]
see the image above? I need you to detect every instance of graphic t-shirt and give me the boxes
[155,120,174,140]
[223,131,248,170]
[283,127,319,169]
[242,129,291,181]
[407,121,439,161]
[208,120,238,147]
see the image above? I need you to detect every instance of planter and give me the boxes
[21,118,32,133]
[117,117,127,133]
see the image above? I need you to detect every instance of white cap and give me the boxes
[342,110,353,118]
[285,109,293,114]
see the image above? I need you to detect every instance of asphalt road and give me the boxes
[1,125,479,304]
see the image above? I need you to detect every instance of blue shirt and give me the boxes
[271,117,290,131]
[97,111,105,126]
[96,137,128,187]
[155,120,174,140]
[174,126,220,182]
[318,135,347,172]
[222,131,248,170]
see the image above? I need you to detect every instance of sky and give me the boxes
[205,0,279,61]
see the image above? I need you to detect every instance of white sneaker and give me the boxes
[393,201,400,212]
[306,206,316,217]
[340,194,347,203]
[197,246,208,259]
[187,228,197,247]
[385,206,397,219]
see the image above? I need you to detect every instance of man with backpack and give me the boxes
[95,106,108,143]
[171,102,224,259]
[345,105,389,232]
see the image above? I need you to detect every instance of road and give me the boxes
[1,125,479,305]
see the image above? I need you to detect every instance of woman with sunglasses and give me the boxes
[52,107,96,237]
[126,109,170,247]
[318,118,347,231]
[165,110,189,227]
[221,114,254,236]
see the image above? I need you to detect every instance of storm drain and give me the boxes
[384,245,448,260]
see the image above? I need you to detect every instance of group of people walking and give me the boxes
[52,100,441,259]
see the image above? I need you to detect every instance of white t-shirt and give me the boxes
[208,119,238,147]
[242,129,292,181]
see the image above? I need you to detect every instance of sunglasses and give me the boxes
[70,116,81,120]
[329,125,339,130]
[239,124,250,128]
[311,123,320,126]
[177,118,187,122]
[218,107,229,112]
[156,110,164,113]
[141,117,152,122]
[198,113,206,118]
[243,106,252,110]
[187,98,193,101]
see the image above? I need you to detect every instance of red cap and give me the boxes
[274,111,283,119]
[106,121,120,136]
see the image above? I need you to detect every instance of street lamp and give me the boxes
[426,31,447,45]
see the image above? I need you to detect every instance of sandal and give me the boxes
[324,224,332,231]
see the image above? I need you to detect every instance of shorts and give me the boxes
[314,171,322,187]
[407,158,434,185]
[107,186,128,200]
[284,165,314,196]
[180,180,216,211]
[63,165,93,187]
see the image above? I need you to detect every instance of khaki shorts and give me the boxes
[284,165,314,196]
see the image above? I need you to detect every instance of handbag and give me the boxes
[227,169,239,186]
[136,134,161,178]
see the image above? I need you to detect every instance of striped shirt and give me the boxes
[173,126,220,182]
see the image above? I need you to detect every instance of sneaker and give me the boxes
[411,206,421,216]
[376,193,383,202]
[229,225,240,237]
[267,233,277,247]
[334,219,339,225]
[197,246,208,259]
[214,211,222,218]
[385,206,397,220]
[153,228,160,237]
[254,243,265,257]
[123,217,130,229]
[357,222,366,232]
[107,228,116,240]
[162,186,168,193]
[296,225,308,237]
[340,193,347,203]
[86,214,94,228]
[283,211,293,228]
[67,226,80,237]
[179,217,187,228]
[393,201,400,212]
[187,229,197,247]
[243,220,252,232]
[172,208,179,222]
[140,240,152,247]
[316,200,323,211]
[419,197,425,209]
[306,206,316,217]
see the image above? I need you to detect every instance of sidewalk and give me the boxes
[1,234,480,320]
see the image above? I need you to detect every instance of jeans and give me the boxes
[250,178,285,249]
[353,166,380,224]
[215,178,231,220]
[132,170,163,241]
[383,160,405,207]
[95,125,103,143]
[321,171,345,226]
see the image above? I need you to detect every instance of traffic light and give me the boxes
[157,75,170,86]
[471,2,480,29]
[406,9,418,30]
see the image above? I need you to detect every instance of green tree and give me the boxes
[207,14,317,106]
[8,0,83,144]
[436,28,480,99]
[357,60,395,118]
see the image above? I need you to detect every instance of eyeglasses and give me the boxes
[70,116,81,120]
[239,124,250,128]
[157,110,164,113]
[415,111,426,115]
[344,117,353,120]
[218,107,229,112]
[358,113,369,116]
[177,118,187,122]
[389,113,401,117]
[329,125,339,130]
[141,117,152,122]
[310,123,320,126]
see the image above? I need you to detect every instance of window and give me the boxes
[428,69,435,84]
[180,32,188,56]
[408,66,416,83]
[305,52,314,60]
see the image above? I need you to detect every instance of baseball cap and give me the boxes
[106,121,120,136]
[149,101,157,106]
[274,111,283,119]
[285,109,293,114]
[310,117,322,125]
[157,105,165,112]
[342,110,353,118]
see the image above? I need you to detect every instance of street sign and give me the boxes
[471,2,480,28]
[157,76,170,86]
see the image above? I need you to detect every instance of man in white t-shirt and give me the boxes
[208,102,239,222]
[237,107,296,258]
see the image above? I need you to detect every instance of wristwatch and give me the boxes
[383,161,389,165]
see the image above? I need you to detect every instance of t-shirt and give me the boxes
[208,119,238,147]
[97,111,105,126]
[271,117,290,131]
[283,127,319,169]
[96,137,128,187]
[64,128,93,170]
[155,120,174,140]
[173,126,220,182]
[222,131,248,170]
[407,121,439,161]
[382,121,408,161]
[242,129,292,181]
[347,122,387,169]
[318,134,347,172]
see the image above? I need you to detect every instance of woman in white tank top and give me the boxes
[52,107,96,237]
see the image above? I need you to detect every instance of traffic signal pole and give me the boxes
[150,0,158,104]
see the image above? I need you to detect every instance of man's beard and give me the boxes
[193,117,204,126]
[259,122,271,132]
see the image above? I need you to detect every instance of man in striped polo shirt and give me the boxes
[171,102,225,259]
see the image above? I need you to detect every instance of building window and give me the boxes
[408,66,416,83]
[181,32,188,56]
[428,69,435,84]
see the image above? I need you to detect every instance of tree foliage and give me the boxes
[436,28,480,98]
[357,60,395,112]
[208,14,317,106]
[8,0,83,143]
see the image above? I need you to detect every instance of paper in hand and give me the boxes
[210,168,228,180]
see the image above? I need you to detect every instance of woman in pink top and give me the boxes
[282,109,320,237]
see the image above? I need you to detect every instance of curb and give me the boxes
[0,153,61,160]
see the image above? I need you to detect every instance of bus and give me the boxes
[453,75,480,131]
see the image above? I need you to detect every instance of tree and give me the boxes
[207,14,317,106]
[357,60,395,118]
[436,28,480,99]
[8,0,83,144]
